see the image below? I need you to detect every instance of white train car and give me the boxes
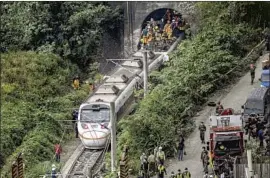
[78,38,182,149]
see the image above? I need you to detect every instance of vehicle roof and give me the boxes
[262,70,270,74]
[209,115,242,130]
[247,87,268,101]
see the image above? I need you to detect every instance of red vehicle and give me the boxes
[207,114,245,163]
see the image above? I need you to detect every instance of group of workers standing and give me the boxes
[139,9,188,50]
[139,143,191,178]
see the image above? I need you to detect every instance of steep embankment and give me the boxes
[1,1,123,177]
[116,2,269,172]
[0,51,89,177]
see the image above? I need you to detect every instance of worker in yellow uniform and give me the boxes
[163,20,173,40]
[157,163,167,178]
[182,168,191,178]
[72,76,80,90]
[176,169,183,178]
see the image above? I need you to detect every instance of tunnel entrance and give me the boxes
[141,8,181,29]
[138,8,184,50]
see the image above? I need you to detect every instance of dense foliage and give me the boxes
[1,2,123,67]
[0,52,90,177]
[1,1,123,177]
[116,2,269,172]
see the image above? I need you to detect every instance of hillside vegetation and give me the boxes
[0,52,89,177]
[116,2,270,171]
[0,1,123,177]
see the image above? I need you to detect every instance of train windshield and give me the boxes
[80,108,110,123]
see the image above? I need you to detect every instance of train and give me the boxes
[77,38,183,149]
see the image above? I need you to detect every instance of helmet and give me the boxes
[159,147,162,150]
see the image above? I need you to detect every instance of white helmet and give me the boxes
[159,147,162,150]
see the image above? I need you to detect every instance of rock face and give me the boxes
[123,1,197,56]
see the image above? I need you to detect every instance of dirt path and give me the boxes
[165,53,269,178]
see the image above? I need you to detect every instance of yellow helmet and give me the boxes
[155,26,158,30]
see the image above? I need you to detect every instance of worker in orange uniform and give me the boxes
[163,20,173,40]
[54,143,62,162]
[142,26,149,46]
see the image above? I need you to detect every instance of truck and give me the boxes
[207,113,245,176]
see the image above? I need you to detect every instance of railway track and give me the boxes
[67,149,103,178]
[61,36,184,177]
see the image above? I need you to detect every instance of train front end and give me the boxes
[78,103,111,149]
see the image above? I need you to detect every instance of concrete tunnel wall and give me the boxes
[123,1,197,57]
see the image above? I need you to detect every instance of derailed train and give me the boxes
[78,39,182,149]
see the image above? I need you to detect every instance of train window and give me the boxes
[81,109,110,123]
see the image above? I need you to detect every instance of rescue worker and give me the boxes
[140,153,147,170]
[163,20,173,40]
[156,147,165,165]
[147,27,154,50]
[216,101,224,114]
[217,142,226,154]
[201,147,208,167]
[147,152,156,175]
[178,141,184,161]
[199,122,207,144]
[250,64,256,85]
[149,18,156,27]
[258,127,265,147]
[165,9,172,22]
[142,27,149,46]
[89,82,95,92]
[157,163,167,178]
[51,164,57,178]
[54,143,62,162]
[203,154,209,174]
[73,76,80,90]
[142,158,149,178]
[170,171,176,178]
[72,109,79,138]
[176,169,183,178]
[182,168,191,178]
[179,134,185,144]
[159,18,165,31]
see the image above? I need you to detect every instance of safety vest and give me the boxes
[176,173,183,178]
[183,171,191,178]
[158,165,165,174]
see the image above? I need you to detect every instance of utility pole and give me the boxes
[142,51,148,97]
[110,102,117,172]
[247,149,254,178]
